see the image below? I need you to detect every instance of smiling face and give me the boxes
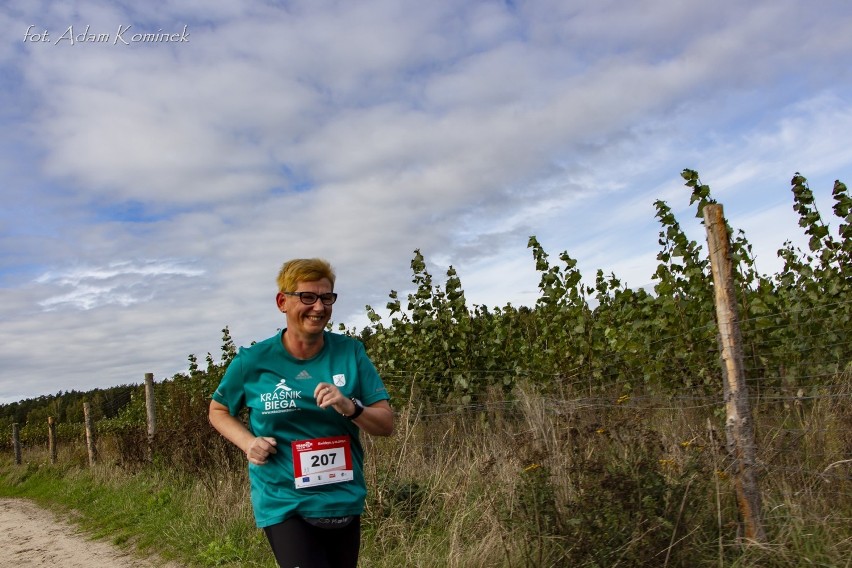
[276,277,334,340]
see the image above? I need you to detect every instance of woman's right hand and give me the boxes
[209,400,278,466]
[246,436,277,465]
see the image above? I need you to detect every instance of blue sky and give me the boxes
[2,0,851,404]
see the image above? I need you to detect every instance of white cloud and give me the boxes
[1,0,851,403]
[35,260,205,310]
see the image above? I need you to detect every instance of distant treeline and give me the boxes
[1,384,140,429]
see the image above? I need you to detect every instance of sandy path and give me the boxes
[0,498,185,567]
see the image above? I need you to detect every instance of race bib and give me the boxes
[291,435,354,489]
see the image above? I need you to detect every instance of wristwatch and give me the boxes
[344,397,364,420]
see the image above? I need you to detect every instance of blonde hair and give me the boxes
[276,258,336,292]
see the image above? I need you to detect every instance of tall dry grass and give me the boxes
[356,378,851,567]
[3,376,849,567]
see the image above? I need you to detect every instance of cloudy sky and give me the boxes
[1,0,851,405]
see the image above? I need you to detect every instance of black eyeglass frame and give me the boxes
[284,291,338,306]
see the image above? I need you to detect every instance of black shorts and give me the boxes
[263,515,361,568]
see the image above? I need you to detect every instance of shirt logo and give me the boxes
[295,370,312,380]
[260,377,302,414]
[333,374,346,387]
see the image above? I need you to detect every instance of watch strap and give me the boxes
[345,397,364,420]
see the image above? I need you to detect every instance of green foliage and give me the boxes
[198,535,245,566]
[557,423,694,566]
[502,464,568,567]
[360,170,851,404]
[363,249,523,404]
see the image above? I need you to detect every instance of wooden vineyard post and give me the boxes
[145,373,156,462]
[48,416,57,464]
[703,203,766,543]
[83,402,98,466]
[12,423,22,465]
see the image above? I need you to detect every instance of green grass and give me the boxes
[2,382,850,567]
[0,457,271,567]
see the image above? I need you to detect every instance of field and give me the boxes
[3,376,851,567]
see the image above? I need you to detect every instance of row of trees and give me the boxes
[0,385,137,429]
[3,170,850,454]
[358,170,850,403]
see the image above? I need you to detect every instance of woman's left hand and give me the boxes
[314,382,354,416]
[313,382,394,436]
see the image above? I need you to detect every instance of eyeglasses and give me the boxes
[284,291,338,306]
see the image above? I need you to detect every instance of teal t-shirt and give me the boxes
[211,330,389,528]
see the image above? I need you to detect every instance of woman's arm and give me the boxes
[314,384,394,437]
[349,399,394,437]
[208,400,277,465]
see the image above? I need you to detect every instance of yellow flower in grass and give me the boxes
[680,438,705,451]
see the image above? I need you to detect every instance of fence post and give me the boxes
[145,373,156,462]
[48,416,57,464]
[12,423,22,465]
[83,402,98,466]
[703,203,766,543]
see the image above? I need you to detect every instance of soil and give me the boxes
[0,498,186,567]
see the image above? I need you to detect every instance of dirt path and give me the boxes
[0,498,185,567]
